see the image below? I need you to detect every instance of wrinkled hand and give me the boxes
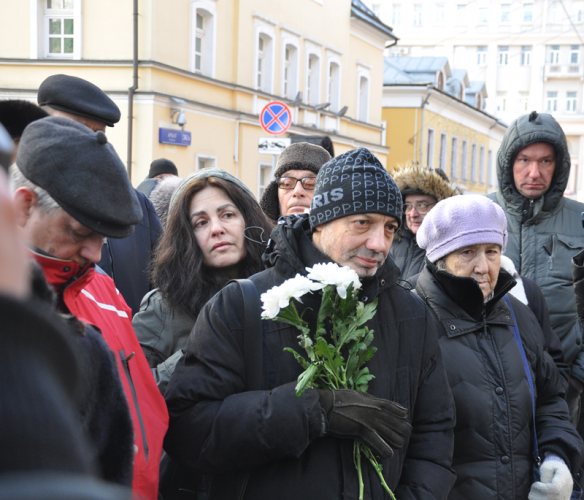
[529,454,573,500]
[317,388,412,459]
[0,168,30,299]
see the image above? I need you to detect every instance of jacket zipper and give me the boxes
[120,349,149,462]
[483,307,517,499]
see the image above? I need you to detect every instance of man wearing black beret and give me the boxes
[37,73,163,315]
[11,117,169,500]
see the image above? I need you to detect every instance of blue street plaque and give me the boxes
[159,128,191,146]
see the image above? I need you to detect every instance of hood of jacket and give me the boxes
[262,213,401,292]
[497,112,570,214]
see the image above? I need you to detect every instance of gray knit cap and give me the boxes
[168,167,255,216]
[260,142,331,221]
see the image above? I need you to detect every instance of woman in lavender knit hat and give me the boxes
[414,195,582,500]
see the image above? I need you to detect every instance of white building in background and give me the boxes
[365,0,584,199]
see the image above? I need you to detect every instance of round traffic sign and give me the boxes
[260,101,292,135]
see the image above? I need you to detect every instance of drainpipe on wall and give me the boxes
[234,118,240,179]
[127,0,138,180]
[419,86,432,165]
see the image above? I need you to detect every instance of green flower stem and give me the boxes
[354,441,365,500]
[363,447,396,500]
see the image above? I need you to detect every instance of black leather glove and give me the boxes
[317,388,412,459]
[566,376,583,427]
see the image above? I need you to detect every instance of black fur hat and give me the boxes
[0,100,48,140]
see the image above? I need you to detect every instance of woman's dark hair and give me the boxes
[153,176,274,318]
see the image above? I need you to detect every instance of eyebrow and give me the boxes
[190,203,237,221]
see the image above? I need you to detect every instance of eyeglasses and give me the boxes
[403,201,437,214]
[277,176,317,190]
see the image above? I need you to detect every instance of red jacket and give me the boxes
[35,252,169,500]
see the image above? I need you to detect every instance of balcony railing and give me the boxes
[544,64,584,80]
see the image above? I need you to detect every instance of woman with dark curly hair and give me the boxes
[132,168,273,394]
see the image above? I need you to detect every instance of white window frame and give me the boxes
[258,162,274,198]
[571,45,580,64]
[478,7,488,23]
[567,91,578,112]
[496,93,507,112]
[461,139,468,181]
[547,91,558,112]
[189,0,217,77]
[450,136,459,180]
[488,149,495,187]
[550,45,560,64]
[519,92,530,111]
[470,142,477,182]
[573,2,584,22]
[426,127,436,168]
[479,145,486,184]
[501,3,511,23]
[195,153,218,171]
[477,46,487,65]
[305,42,322,106]
[521,46,532,65]
[551,1,561,23]
[326,51,342,113]
[456,4,467,25]
[436,4,445,24]
[439,132,447,171]
[413,4,422,25]
[498,46,509,65]
[280,31,300,100]
[253,19,275,94]
[356,65,371,123]
[392,4,401,25]
[523,3,533,23]
[35,0,82,59]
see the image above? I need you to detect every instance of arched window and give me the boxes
[190,0,217,77]
[327,58,341,112]
[255,30,274,93]
[358,75,369,122]
[281,42,298,99]
[306,54,321,106]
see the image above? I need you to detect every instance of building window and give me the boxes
[258,163,273,198]
[470,143,477,182]
[427,128,435,167]
[392,4,401,25]
[496,92,506,112]
[550,45,560,64]
[257,36,265,89]
[547,91,558,112]
[190,1,217,77]
[255,31,274,93]
[501,4,511,23]
[523,3,533,22]
[478,7,488,23]
[519,92,530,111]
[439,133,447,170]
[450,137,458,180]
[571,45,580,64]
[479,145,485,184]
[283,46,290,97]
[488,149,495,186]
[357,74,370,122]
[456,4,467,24]
[45,0,75,58]
[327,60,341,112]
[521,46,532,65]
[413,4,422,25]
[551,1,561,23]
[573,2,583,22]
[498,46,509,65]
[461,140,468,181]
[436,4,445,24]
[282,43,299,100]
[306,53,321,106]
[372,3,380,16]
[477,46,487,65]
[567,91,578,112]
[196,154,217,171]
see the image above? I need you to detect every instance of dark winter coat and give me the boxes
[390,228,426,281]
[573,249,584,332]
[416,262,583,500]
[487,112,584,384]
[98,189,163,316]
[164,214,456,500]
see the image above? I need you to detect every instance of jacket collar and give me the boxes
[31,249,94,294]
[416,259,516,337]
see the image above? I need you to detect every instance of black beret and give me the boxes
[38,75,121,127]
[149,158,178,178]
[16,117,142,238]
[0,100,48,139]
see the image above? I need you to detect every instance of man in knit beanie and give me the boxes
[260,142,330,222]
[164,146,456,499]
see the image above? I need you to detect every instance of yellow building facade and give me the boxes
[382,86,508,194]
[0,0,395,195]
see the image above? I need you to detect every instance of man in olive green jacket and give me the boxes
[488,111,584,426]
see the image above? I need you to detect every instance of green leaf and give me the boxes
[283,348,309,370]
[295,362,321,396]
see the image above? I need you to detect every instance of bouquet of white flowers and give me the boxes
[261,262,396,500]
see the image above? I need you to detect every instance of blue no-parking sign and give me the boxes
[260,101,292,136]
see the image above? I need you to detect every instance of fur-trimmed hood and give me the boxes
[392,163,461,202]
[150,175,182,228]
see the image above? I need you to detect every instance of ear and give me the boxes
[12,187,38,228]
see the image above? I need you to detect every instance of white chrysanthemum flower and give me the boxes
[306,263,362,299]
[261,274,322,319]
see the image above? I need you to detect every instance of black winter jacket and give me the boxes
[416,262,583,500]
[164,214,456,500]
[390,228,426,281]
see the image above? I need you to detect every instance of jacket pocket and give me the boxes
[549,235,584,278]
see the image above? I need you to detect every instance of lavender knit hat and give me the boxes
[417,195,508,263]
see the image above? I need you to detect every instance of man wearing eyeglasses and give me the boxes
[260,142,331,222]
[389,164,460,280]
